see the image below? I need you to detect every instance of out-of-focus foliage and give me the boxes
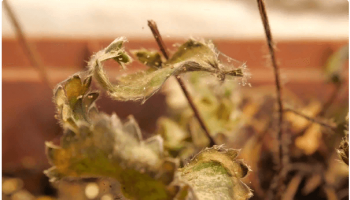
[2,176,122,200]
[228,89,348,199]
[324,46,348,84]
[2,177,54,200]
[160,68,348,199]
[157,73,245,161]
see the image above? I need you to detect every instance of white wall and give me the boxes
[2,0,349,39]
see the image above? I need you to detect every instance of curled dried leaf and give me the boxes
[89,38,247,103]
[53,75,99,125]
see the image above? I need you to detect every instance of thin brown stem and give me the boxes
[284,108,337,131]
[147,20,215,146]
[282,173,303,200]
[256,0,285,198]
[147,21,170,60]
[4,0,52,89]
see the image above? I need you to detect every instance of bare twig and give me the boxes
[4,0,52,89]
[147,20,215,146]
[256,0,285,198]
[147,21,170,60]
[284,108,337,131]
[282,173,303,200]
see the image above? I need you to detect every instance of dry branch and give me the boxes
[256,0,286,198]
[147,20,216,146]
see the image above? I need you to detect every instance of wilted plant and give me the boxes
[44,35,253,200]
[41,1,349,200]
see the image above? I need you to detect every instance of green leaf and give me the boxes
[132,49,163,68]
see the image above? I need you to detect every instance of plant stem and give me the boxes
[3,0,52,89]
[147,21,170,60]
[284,109,337,131]
[256,0,285,198]
[147,20,215,146]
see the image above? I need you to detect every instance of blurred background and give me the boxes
[2,0,349,199]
